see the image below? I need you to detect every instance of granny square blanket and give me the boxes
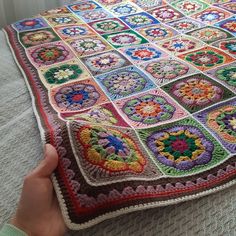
[4,0,236,230]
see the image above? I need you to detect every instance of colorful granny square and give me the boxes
[114,88,188,128]
[159,35,205,55]
[178,46,235,71]
[214,16,236,36]
[132,0,166,10]
[95,66,156,100]
[27,41,75,68]
[187,26,234,44]
[60,102,130,127]
[211,39,236,58]
[68,122,161,185]
[81,50,131,75]
[68,1,101,13]
[96,0,122,5]
[192,7,232,25]
[139,57,196,86]
[119,44,168,64]
[88,18,129,34]
[76,8,113,23]
[137,24,178,42]
[54,24,95,40]
[44,14,82,27]
[13,17,48,32]
[109,2,142,16]
[67,36,111,57]
[194,98,236,153]
[40,6,71,16]
[205,62,236,92]
[170,0,209,16]
[215,1,236,14]
[19,28,60,48]
[148,5,184,23]
[39,59,91,89]
[138,117,228,176]
[167,17,206,33]
[102,30,148,48]
[50,79,108,113]
[161,73,235,113]
[120,12,160,29]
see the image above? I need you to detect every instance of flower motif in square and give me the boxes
[140,58,194,85]
[120,12,159,29]
[88,18,128,34]
[68,123,161,184]
[131,0,165,10]
[161,73,235,113]
[147,125,213,170]
[212,39,236,58]
[50,79,108,113]
[77,8,113,23]
[68,36,111,57]
[206,63,236,91]
[138,118,228,175]
[187,26,233,44]
[96,0,122,5]
[194,99,236,153]
[61,102,130,127]
[13,18,48,32]
[216,2,236,14]
[159,36,203,55]
[120,44,168,63]
[27,42,75,68]
[95,66,156,100]
[214,16,236,36]
[109,2,141,16]
[55,24,95,40]
[171,0,209,15]
[81,50,131,75]
[68,1,101,12]
[102,30,148,48]
[44,14,81,26]
[167,18,205,33]
[137,24,177,42]
[178,46,235,71]
[192,7,232,25]
[39,59,90,88]
[115,89,187,128]
[148,6,184,23]
[195,100,236,153]
[40,7,70,16]
[19,28,60,48]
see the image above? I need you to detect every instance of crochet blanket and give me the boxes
[3,0,236,230]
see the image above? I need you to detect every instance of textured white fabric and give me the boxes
[0,30,236,236]
[0,0,59,28]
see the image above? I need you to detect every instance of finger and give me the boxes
[30,144,59,178]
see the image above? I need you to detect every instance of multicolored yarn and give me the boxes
[4,0,236,230]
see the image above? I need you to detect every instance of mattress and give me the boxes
[1,0,236,234]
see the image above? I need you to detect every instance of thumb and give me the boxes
[30,144,59,178]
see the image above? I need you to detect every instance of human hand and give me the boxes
[11,144,67,236]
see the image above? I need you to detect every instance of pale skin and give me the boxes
[11,144,67,236]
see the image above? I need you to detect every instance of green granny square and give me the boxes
[138,117,229,176]
[161,73,235,113]
[19,28,60,48]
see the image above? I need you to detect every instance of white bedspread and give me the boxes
[0,30,236,236]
